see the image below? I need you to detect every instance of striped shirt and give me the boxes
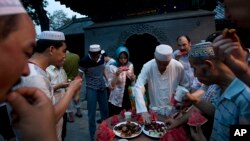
[201,84,221,102]
[210,78,250,141]
[79,54,106,90]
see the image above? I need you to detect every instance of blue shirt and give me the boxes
[210,78,250,141]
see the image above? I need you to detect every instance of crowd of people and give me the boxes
[1,0,250,141]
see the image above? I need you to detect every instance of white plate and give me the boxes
[113,121,142,139]
[142,121,168,138]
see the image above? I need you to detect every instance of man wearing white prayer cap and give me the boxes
[78,44,109,140]
[0,0,58,141]
[133,44,189,123]
[17,30,82,141]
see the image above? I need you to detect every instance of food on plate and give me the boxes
[113,121,141,138]
[143,121,168,138]
[187,109,208,126]
[222,28,238,42]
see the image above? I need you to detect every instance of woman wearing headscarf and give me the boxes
[107,46,136,116]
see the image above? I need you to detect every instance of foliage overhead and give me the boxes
[21,0,50,30]
[21,0,48,25]
[49,10,71,30]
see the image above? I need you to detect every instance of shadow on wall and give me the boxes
[125,33,160,76]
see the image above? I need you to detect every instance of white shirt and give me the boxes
[173,50,201,90]
[103,58,115,87]
[46,65,67,104]
[133,59,189,116]
[18,63,62,141]
[19,63,54,102]
[107,63,135,107]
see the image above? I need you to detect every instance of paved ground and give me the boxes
[65,101,101,141]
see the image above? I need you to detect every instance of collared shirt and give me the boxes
[18,63,63,141]
[173,50,202,90]
[133,59,189,116]
[107,63,134,107]
[46,65,67,104]
[210,78,250,141]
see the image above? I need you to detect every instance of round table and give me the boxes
[96,114,167,141]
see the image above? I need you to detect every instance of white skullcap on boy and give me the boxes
[89,44,101,52]
[37,31,65,41]
[154,44,173,61]
[0,0,26,16]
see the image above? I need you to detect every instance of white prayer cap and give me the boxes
[37,31,65,41]
[89,44,101,52]
[0,0,26,16]
[154,44,173,61]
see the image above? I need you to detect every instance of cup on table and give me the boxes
[174,85,189,102]
[150,106,159,113]
[124,111,132,122]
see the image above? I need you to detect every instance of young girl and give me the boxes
[107,46,136,116]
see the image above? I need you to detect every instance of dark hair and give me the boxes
[0,15,19,41]
[205,31,223,42]
[89,50,101,56]
[102,52,107,57]
[119,51,128,58]
[176,35,191,42]
[34,39,64,53]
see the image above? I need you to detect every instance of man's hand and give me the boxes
[213,34,249,75]
[141,112,151,123]
[190,126,207,141]
[6,87,57,141]
[165,117,177,129]
[186,93,200,104]
[67,78,82,95]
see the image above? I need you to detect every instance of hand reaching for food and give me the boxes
[141,112,151,123]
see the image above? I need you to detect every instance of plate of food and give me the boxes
[113,121,142,139]
[142,121,168,138]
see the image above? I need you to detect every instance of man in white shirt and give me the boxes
[18,31,82,141]
[133,44,189,123]
[46,65,69,141]
[173,35,201,92]
[0,1,58,140]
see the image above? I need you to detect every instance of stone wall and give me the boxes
[84,10,215,58]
